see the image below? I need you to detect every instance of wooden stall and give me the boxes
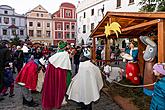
[90,12,165,75]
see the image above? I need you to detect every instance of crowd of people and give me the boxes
[0,38,165,110]
[0,41,103,110]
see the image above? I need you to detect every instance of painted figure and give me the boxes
[140,36,157,96]
[121,40,140,84]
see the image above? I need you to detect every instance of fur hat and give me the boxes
[58,41,67,49]
[153,63,165,76]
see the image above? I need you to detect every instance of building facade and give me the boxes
[52,2,77,45]
[26,5,53,45]
[77,0,141,45]
[0,5,26,41]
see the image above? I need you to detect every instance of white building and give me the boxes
[77,0,141,45]
[0,5,27,41]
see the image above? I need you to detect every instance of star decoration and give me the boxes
[104,22,121,38]
[104,23,111,37]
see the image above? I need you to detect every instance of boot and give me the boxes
[9,93,15,98]
[23,97,39,107]
[0,96,4,102]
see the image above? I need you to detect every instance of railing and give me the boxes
[95,59,124,67]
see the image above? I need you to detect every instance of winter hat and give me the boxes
[153,63,165,75]
[17,46,21,49]
[58,41,67,49]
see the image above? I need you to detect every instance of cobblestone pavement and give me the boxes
[0,83,122,110]
[0,63,123,110]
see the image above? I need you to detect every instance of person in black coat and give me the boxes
[14,46,24,73]
[0,42,11,101]
[74,46,82,75]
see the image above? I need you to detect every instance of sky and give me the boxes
[0,0,82,14]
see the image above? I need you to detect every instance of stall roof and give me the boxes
[90,12,165,38]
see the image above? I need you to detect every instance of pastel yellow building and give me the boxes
[26,5,53,45]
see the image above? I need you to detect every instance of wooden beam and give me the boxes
[121,19,160,32]
[107,12,165,19]
[124,19,136,27]
[158,19,165,62]
[138,25,153,34]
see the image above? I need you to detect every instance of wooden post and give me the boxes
[158,19,165,62]
[105,38,110,64]
[92,37,96,61]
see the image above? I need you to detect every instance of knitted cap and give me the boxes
[153,63,165,75]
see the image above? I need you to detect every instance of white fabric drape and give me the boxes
[67,60,103,105]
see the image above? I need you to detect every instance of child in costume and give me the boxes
[42,41,72,109]
[0,62,14,97]
[150,63,165,110]
[16,57,46,107]
[103,64,111,79]
[67,48,103,110]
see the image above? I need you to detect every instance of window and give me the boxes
[37,22,41,27]
[3,29,7,35]
[66,24,70,30]
[57,23,61,30]
[20,30,24,35]
[84,12,86,18]
[0,17,1,23]
[4,17,9,24]
[29,30,34,36]
[11,18,15,24]
[37,13,39,17]
[12,30,16,35]
[66,33,70,38]
[47,23,50,27]
[72,25,75,30]
[4,11,8,14]
[41,14,43,17]
[83,25,86,33]
[91,9,94,16]
[129,0,134,4]
[37,30,42,37]
[117,0,121,8]
[58,32,61,38]
[66,10,71,17]
[72,33,75,39]
[91,23,94,31]
[46,31,50,37]
[29,22,33,26]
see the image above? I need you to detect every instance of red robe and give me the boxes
[15,60,38,90]
[42,64,67,109]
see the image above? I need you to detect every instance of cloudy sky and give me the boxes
[0,0,81,14]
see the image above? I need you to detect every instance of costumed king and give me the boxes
[67,47,103,110]
[42,41,72,109]
[15,57,46,107]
